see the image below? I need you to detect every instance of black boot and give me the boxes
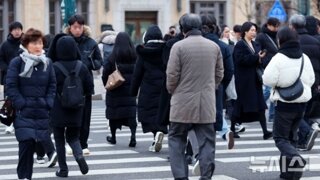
[56,169,68,177]
[106,136,116,144]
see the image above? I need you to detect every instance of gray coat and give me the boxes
[166,34,224,124]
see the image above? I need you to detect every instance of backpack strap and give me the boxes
[74,61,82,76]
[54,62,69,77]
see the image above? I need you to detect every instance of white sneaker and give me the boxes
[5,125,14,134]
[192,160,200,176]
[149,143,156,152]
[66,145,73,155]
[235,124,245,133]
[36,156,45,164]
[82,148,90,155]
[312,123,320,131]
[154,131,164,152]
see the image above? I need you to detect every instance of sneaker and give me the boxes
[82,148,90,155]
[36,156,45,164]
[154,131,164,152]
[235,124,245,133]
[5,125,14,134]
[263,131,273,140]
[225,131,235,149]
[312,123,320,131]
[66,145,73,155]
[47,152,58,168]
[149,142,156,152]
[192,160,200,176]
[306,129,318,151]
[185,155,193,165]
[76,156,89,175]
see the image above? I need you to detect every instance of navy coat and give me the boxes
[102,60,137,120]
[6,56,56,142]
[232,40,267,120]
[131,42,168,133]
[0,34,21,85]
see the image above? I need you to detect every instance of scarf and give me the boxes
[19,49,49,78]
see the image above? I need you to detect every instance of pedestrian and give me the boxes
[97,30,118,65]
[0,21,23,134]
[200,14,234,147]
[289,14,320,151]
[163,26,177,41]
[255,17,280,123]
[102,32,137,147]
[47,34,92,177]
[263,26,315,180]
[6,28,58,180]
[65,14,103,155]
[167,13,224,180]
[131,25,167,152]
[220,24,235,45]
[305,16,320,42]
[231,21,272,140]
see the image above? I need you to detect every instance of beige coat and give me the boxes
[166,35,224,124]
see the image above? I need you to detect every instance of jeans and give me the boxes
[298,119,312,145]
[264,85,275,119]
[218,117,229,138]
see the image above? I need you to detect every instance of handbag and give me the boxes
[0,98,16,126]
[276,56,304,101]
[105,61,125,91]
[256,66,264,84]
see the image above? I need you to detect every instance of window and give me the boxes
[190,1,226,25]
[0,0,15,43]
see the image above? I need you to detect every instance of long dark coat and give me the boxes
[232,40,267,122]
[131,42,168,133]
[51,60,93,127]
[6,56,56,142]
[102,60,137,121]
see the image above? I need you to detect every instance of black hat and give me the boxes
[144,25,163,43]
[9,21,23,32]
[47,33,81,61]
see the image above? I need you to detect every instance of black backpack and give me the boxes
[54,61,85,109]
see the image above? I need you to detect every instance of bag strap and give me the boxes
[54,62,69,77]
[276,56,304,89]
[265,33,278,50]
[74,61,82,77]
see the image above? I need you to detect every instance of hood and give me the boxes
[96,30,118,44]
[306,16,319,36]
[136,43,164,64]
[64,25,91,37]
[143,25,163,43]
[47,33,81,62]
[203,32,219,43]
[261,24,277,39]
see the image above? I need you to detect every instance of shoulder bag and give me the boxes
[276,56,304,101]
[105,61,125,91]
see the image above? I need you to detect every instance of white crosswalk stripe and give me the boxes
[1,106,320,179]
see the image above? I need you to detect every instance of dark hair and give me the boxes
[277,26,299,46]
[240,22,257,38]
[200,13,218,34]
[21,28,45,48]
[233,25,242,33]
[9,21,23,32]
[44,34,55,50]
[179,13,202,33]
[266,17,280,27]
[68,14,85,26]
[109,32,137,64]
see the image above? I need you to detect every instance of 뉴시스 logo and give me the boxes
[249,155,320,173]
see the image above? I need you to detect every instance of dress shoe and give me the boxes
[106,136,116,144]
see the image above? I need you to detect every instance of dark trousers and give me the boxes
[53,127,82,171]
[273,107,304,160]
[36,127,54,158]
[17,140,36,179]
[214,85,223,131]
[298,119,312,145]
[169,122,216,180]
[80,95,92,149]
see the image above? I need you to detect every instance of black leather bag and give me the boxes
[276,56,304,101]
[0,99,16,126]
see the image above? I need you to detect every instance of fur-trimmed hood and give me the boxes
[96,30,118,45]
[64,25,92,37]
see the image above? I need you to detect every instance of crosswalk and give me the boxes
[0,103,319,179]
